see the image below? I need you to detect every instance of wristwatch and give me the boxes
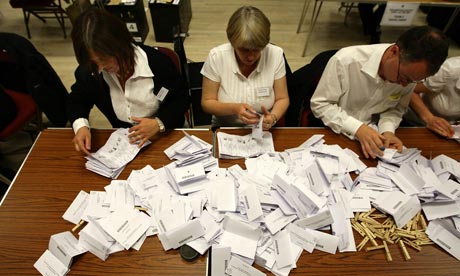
[155,117,165,133]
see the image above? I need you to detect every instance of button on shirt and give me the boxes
[201,43,285,126]
[72,45,158,133]
[423,56,460,122]
[311,44,415,139]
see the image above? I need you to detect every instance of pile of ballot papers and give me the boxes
[85,128,151,179]
[35,131,460,276]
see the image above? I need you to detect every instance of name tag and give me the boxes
[156,87,169,102]
[256,87,270,97]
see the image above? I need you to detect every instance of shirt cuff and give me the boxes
[72,118,90,134]
[378,120,396,134]
[341,116,364,140]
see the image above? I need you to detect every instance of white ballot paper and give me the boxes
[62,190,89,224]
[426,219,460,261]
[34,250,70,276]
[209,245,231,276]
[287,223,317,253]
[264,208,297,235]
[158,219,205,250]
[273,230,295,269]
[452,124,460,139]
[98,208,150,249]
[226,256,266,276]
[219,215,262,259]
[49,232,86,268]
[85,128,151,178]
[373,190,421,228]
[217,131,275,159]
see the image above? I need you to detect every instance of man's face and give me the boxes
[381,45,430,87]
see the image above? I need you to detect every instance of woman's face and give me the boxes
[234,47,262,67]
[89,50,119,74]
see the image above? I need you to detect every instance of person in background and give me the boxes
[404,56,460,138]
[311,26,448,159]
[201,6,289,130]
[67,8,190,155]
[358,4,386,44]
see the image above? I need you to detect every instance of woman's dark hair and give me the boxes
[71,8,135,78]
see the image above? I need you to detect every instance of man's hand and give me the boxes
[426,116,455,138]
[72,127,91,155]
[128,117,158,147]
[355,124,386,159]
[382,132,403,153]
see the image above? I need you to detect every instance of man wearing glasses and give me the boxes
[311,26,448,159]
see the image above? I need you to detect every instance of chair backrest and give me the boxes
[0,88,38,141]
[154,46,192,127]
[285,49,338,127]
[155,46,181,74]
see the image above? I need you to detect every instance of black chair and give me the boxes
[9,0,68,39]
[285,49,338,127]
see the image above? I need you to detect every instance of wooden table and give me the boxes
[0,128,213,276]
[216,127,460,276]
[1,127,459,275]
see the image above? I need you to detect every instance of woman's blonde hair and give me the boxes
[226,6,270,50]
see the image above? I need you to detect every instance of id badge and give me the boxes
[256,87,270,97]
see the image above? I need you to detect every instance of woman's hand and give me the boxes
[73,127,91,155]
[261,106,277,131]
[128,117,160,147]
[236,103,260,125]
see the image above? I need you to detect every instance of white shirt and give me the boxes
[72,45,158,133]
[422,56,460,122]
[311,44,415,139]
[201,43,285,126]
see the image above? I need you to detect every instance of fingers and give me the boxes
[74,138,91,156]
[428,117,454,137]
[239,108,260,124]
[261,106,269,115]
[262,122,272,131]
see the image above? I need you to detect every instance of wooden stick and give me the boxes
[399,240,411,261]
[71,219,86,233]
[383,241,392,262]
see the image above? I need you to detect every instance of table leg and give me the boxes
[443,7,460,33]
[302,0,324,57]
[297,0,313,33]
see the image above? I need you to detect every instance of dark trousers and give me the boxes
[358,4,386,36]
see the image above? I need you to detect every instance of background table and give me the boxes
[298,0,460,56]
[0,128,212,276]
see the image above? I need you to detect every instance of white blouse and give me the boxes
[201,43,285,126]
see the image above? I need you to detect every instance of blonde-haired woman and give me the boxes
[201,6,289,130]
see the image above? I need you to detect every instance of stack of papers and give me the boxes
[217,131,275,159]
[164,130,216,169]
[36,131,460,276]
[85,128,151,179]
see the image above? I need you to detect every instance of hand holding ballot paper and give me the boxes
[85,128,151,178]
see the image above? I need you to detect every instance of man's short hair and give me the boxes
[396,26,448,76]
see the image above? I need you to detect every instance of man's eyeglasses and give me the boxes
[396,54,425,85]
